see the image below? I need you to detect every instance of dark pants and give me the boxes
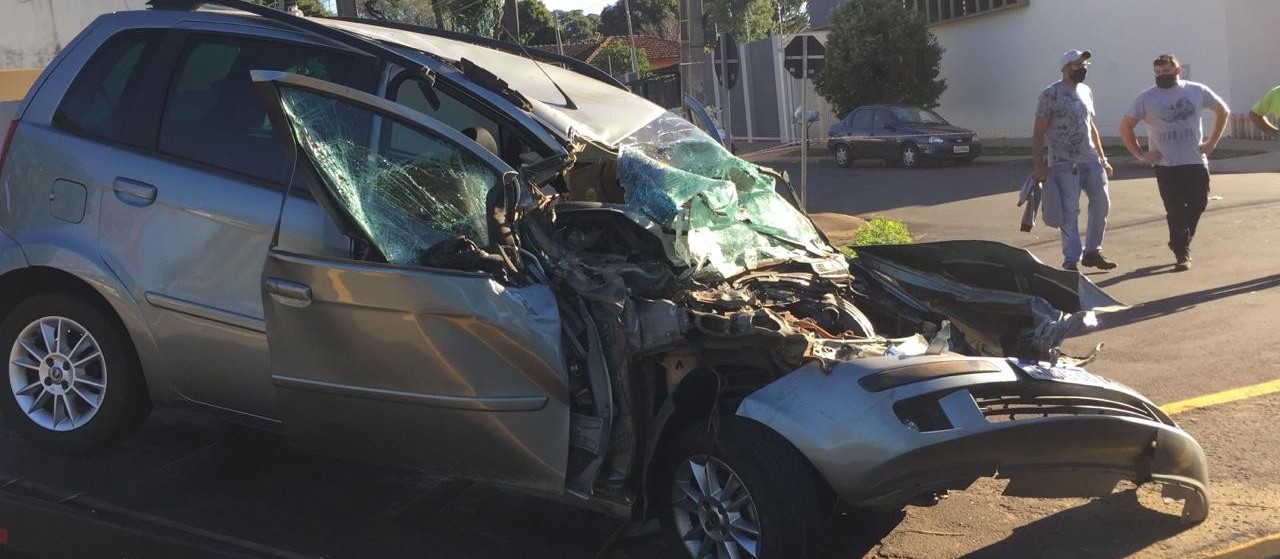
[1155,164,1210,260]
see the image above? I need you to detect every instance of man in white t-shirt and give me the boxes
[1032,49,1116,271]
[1119,53,1229,271]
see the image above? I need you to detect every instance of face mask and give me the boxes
[1156,74,1178,89]
[1070,68,1088,83]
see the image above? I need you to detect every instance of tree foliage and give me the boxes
[553,9,600,43]
[700,0,807,43]
[590,41,651,78]
[245,0,331,16]
[517,0,558,43]
[356,0,501,38]
[813,0,946,116]
[600,0,678,40]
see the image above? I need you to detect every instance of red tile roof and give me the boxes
[531,35,681,64]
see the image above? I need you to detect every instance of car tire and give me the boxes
[657,417,824,559]
[899,143,923,169]
[0,292,150,453]
[834,144,853,168]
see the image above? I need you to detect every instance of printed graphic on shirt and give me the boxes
[1036,82,1098,164]
[1162,98,1197,123]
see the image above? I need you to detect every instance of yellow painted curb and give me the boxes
[1160,379,1280,416]
[0,69,42,102]
[1200,532,1280,559]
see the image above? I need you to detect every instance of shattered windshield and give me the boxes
[616,112,838,280]
[278,86,498,265]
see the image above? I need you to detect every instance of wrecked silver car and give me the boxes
[0,2,1206,558]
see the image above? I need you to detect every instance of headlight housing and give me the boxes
[928,136,945,144]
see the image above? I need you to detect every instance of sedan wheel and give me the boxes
[671,456,762,558]
[900,144,921,169]
[0,292,150,453]
[9,316,107,431]
[659,417,825,559]
[834,145,852,168]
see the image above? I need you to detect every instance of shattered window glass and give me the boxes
[277,86,499,265]
[617,112,837,280]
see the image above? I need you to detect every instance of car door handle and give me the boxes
[113,178,157,207]
[264,278,312,308]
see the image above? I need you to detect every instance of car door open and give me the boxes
[250,70,570,493]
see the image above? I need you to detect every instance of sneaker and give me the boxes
[1081,251,1118,270]
[1174,257,1191,272]
[1063,262,1079,271]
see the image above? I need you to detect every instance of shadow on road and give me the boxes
[820,508,907,558]
[1094,264,1178,288]
[1100,273,1280,329]
[958,490,1190,559]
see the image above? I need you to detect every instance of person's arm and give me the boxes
[1202,101,1230,157]
[1032,116,1050,182]
[1119,115,1161,164]
[1088,114,1112,177]
[1250,111,1278,138]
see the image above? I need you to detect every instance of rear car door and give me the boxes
[845,108,874,157]
[93,28,377,421]
[871,109,900,158]
[252,71,570,492]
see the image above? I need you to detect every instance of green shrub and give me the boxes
[841,217,912,257]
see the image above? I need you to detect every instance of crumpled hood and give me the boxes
[321,19,667,147]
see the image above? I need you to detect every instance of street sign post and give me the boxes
[784,34,825,210]
[713,33,738,152]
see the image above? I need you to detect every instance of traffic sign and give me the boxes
[712,33,739,91]
[784,35,825,80]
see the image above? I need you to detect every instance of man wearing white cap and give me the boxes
[1031,49,1116,271]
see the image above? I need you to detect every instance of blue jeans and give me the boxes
[1049,160,1109,265]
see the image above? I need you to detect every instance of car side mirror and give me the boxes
[883,124,897,131]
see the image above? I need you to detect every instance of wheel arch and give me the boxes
[0,265,163,404]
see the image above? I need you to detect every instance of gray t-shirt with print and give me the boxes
[1036,81,1099,164]
[1125,80,1226,167]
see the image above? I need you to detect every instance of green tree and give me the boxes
[356,0,501,38]
[245,0,331,16]
[703,0,774,43]
[814,0,946,116]
[554,9,599,42]
[590,41,651,78]
[356,0,435,25]
[600,0,678,40]
[518,0,558,44]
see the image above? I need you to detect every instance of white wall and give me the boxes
[1225,0,1280,115]
[930,0,1247,139]
[1,0,136,70]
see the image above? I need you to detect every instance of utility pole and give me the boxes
[555,17,564,54]
[336,0,356,17]
[502,0,520,43]
[679,0,705,102]
[622,0,640,77]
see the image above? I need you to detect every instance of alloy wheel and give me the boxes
[8,316,107,431]
[671,455,762,559]
[835,146,849,167]
[902,146,917,168]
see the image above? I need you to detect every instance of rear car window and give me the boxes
[848,109,871,129]
[53,29,163,140]
[158,34,377,185]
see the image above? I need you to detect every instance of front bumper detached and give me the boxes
[736,355,1208,523]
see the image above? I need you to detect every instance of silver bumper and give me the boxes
[736,355,1209,523]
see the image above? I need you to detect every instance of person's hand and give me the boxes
[1033,162,1047,183]
[1136,149,1163,165]
[1102,159,1114,177]
[1200,141,1218,157]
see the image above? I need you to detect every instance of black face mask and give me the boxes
[1070,68,1088,83]
[1156,74,1178,89]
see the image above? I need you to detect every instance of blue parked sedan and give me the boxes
[827,104,982,168]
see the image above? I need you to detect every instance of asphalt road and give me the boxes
[0,156,1276,559]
